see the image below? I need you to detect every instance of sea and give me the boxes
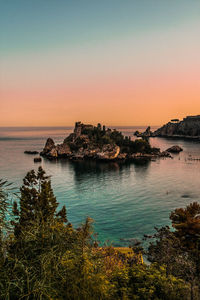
[0,126,200,246]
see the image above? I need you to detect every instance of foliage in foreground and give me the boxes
[0,167,197,299]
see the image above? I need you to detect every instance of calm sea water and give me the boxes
[0,126,200,246]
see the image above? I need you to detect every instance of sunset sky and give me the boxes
[0,0,200,126]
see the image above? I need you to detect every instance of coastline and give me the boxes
[152,135,200,141]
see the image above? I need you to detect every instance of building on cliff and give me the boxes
[183,115,200,121]
[74,122,94,138]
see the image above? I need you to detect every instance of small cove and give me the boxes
[0,126,200,245]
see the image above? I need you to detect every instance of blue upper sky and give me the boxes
[1,0,200,54]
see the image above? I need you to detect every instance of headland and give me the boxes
[134,115,200,140]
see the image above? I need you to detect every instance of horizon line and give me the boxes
[0,124,161,128]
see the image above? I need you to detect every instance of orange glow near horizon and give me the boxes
[1,15,200,127]
[1,58,200,127]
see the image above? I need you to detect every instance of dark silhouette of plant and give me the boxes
[0,169,192,299]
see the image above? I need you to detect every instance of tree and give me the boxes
[0,170,195,299]
[147,226,197,279]
[147,202,200,300]
[0,179,16,262]
[0,179,15,232]
[170,202,200,299]
[12,166,67,237]
[170,202,200,250]
[127,264,189,300]
[4,168,113,299]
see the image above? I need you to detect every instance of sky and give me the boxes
[0,0,200,126]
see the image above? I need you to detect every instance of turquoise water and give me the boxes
[0,126,200,246]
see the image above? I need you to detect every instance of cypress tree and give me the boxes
[13,166,67,236]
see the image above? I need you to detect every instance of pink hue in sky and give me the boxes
[1,22,200,126]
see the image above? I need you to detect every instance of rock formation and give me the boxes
[24,151,39,154]
[97,145,120,160]
[153,115,200,138]
[41,138,55,155]
[40,122,167,162]
[166,146,183,153]
[134,126,152,137]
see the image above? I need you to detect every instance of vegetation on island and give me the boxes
[0,167,200,299]
[70,123,152,154]
[41,122,161,161]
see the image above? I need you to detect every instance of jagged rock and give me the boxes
[48,148,58,157]
[83,148,100,158]
[160,151,172,158]
[143,126,152,137]
[166,145,183,153]
[57,144,71,156]
[75,135,90,146]
[97,145,120,160]
[63,133,76,143]
[41,138,55,155]
[134,126,152,137]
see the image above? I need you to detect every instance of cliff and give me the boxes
[153,115,200,138]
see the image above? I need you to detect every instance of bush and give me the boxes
[0,169,193,299]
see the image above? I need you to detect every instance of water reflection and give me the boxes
[133,161,151,178]
[44,157,151,186]
[71,160,127,186]
[72,160,123,174]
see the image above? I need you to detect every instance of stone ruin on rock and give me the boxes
[40,121,168,162]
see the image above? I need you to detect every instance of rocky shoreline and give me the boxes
[135,115,200,140]
[39,122,173,163]
[154,115,200,138]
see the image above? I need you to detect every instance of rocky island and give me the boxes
[40,122,170,162]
